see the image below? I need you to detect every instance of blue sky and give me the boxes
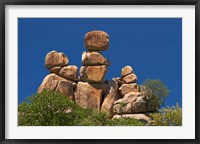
[18,18,182,107]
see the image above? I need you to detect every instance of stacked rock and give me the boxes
[119,66,139,96]
[37,50,78,100]
[112,65,158,118]
[80,30,110,82]
[75,30,110,111]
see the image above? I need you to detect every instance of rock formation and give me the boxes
[37,30,158,124]
[75,30,110,111]
[112,67,158,115]
[38,51,77,100]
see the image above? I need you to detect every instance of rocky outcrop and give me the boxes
[73,30,111,111]
[101,80,121,114]
[56,80,75,100]
[37,73,75,100]
[112,65,158,114]
[75,82,107,111]
[37,30,159,122]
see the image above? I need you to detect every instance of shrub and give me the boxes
[150,104,182,126]
[142,79,170,107]
[18,90,144,126]
[106,118,145,126]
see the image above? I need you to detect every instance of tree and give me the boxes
[18,89,80,126]
[142,79,170,107]
[150,104,182,126]
[18,89,145,126]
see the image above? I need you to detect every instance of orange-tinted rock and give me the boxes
[119,83,139,96]
[50,66,62,74]
[59,65,78,81]
[37,73,75,100]
[82,51,110,66]
[75,82,107,111]
[101,80,121,114]
[121,66,133,77]
[122,73,137,83]
[80,66,108,82]
[45,50,69,69]
[114,91,140,105]
[37,73,65,93]
[55,80,75,100]
[84,30,109,51]
[113,92,158,114]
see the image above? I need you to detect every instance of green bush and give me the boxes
[150,104,182,126]
[142,79,170,107]
[18,90,144,126]
[106,118,145,126]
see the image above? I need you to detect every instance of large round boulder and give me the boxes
[45,50,69,69]
[84,30,109,51]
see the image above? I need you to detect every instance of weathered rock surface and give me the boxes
[84,30,109,51]
[75,82,107,111]
[121,66,133,77]
[80,66,108,82]
[112,77,124,87]
[122,73,137,83]
[55,80,75,100]
[82,51,110,66]
[113,92,158,114]
[50,66,62,74]
[45,50,69,69]
[37,73,75,100]
[112,114,150,123]
[37,73,65,93]
[114,92,141,105]
[119,83,139,96]
[101,80,121,114]
[59,65,78,81]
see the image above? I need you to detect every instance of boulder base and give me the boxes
[113,92,158,114]
[101,80,121,114]
[37,73,75,100]
[75,82,107,111]
[56,80,75,100]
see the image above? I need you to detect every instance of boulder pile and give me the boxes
[75,30,110,111]
[38,51,77,100]
[37,30,159,124]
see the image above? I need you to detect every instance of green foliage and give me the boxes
[150,104,182,126]
[143,79,170,107]
[106,118,145,126]
[18,90,144,126]
[18,89,80,126]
